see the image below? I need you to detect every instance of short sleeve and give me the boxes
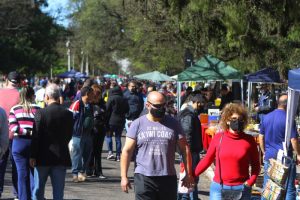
[126,118,139,140]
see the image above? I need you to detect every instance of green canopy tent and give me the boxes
[177,55,243,108]
[134,71,173,82]
[178,55,242,81]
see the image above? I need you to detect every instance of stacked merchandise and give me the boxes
[261,159,290,200]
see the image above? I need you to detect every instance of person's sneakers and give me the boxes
[107,153,115,160]
[14,196,19,200]
[116,156,120,162]
[78,173,86,182]
[72,175,79,183]
[99,174,107,179]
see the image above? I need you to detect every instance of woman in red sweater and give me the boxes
[194,103,260,199]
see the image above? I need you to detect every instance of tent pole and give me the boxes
[240,79,244,105]
[284,88,300,155]
[177,82,181,112]
[247,82,251,112]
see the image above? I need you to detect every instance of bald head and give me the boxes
[147,91,165,104]
[278,94,288,109]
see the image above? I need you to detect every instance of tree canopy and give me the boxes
[0,0,67,75]
[70,0,300,78]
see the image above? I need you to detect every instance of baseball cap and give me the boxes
[8,71,21,84]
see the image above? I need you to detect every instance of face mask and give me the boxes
[150,107,166,119]
[229,120,244,133]
[130,88,136,93]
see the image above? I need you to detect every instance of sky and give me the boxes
[42,0,70,27]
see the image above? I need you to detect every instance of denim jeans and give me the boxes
[80,134,93,173]
[106,125,123,156]
[12,138,34,200]
[210,181,252,200]
[71,136,82,175]
[32,166,66,200]
[262,159,296,200]
[179,152,200,200]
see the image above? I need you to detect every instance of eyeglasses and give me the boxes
[147,101,166,109]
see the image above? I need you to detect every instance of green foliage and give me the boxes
[70,0,300,78]
[0,0,67,75]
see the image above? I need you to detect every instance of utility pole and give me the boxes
[66,39,71,71]
[85,54,89,76]
[80,50,84,73]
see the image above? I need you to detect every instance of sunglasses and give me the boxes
[147,101,166,109]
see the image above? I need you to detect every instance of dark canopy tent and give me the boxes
[57,69,77,78]
[244,67,281,83]
[245,67,281,112]
[285,68,300,152]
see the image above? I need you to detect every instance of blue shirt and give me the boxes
[260,109,298,160]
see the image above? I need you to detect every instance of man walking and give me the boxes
[69,86,94,182]
[123,81,144,131]
[177,94,204,200]
[121,91,194,200]
[259,94,300,200]
[30,84,74,200]
[0,71,21,199]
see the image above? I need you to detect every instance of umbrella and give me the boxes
[57,69,77,78]
[134,71,173,82]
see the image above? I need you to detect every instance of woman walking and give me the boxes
[194,103,260,199]
[9,87,40,200]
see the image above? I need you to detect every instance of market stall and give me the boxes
[244,67,282,113]
[177,54,243,150]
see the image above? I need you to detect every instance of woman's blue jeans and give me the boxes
[106,125,123,156]
[12,138,34,200]
[210,181,252,200]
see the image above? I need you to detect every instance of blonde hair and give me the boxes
[19,87,35,113]
[219,103,248,131]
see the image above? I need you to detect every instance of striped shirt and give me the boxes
[9,104,40,137]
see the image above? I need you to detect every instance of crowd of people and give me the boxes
[0,71,298,200]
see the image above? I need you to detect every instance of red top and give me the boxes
[194,130,260,186]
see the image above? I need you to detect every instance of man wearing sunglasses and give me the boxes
[121,91,194,200]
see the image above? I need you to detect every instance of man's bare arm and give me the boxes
[178,137,194,188]
[120,137,136,193]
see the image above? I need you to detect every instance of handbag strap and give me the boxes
[217,132,224,187]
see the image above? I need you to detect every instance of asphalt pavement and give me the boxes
[1,136,211,200]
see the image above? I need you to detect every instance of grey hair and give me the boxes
[45,83,60,100]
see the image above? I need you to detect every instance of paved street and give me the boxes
[1,136,211,200]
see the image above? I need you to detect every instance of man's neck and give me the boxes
[146,113,162,122]
[47,100,58,105]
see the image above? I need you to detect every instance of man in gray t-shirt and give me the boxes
[121,91,194,200]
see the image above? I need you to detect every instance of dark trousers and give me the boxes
[134,173,177,200]
[88,127,106,176]
[12,138,34,200]
[0,140,18,197]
